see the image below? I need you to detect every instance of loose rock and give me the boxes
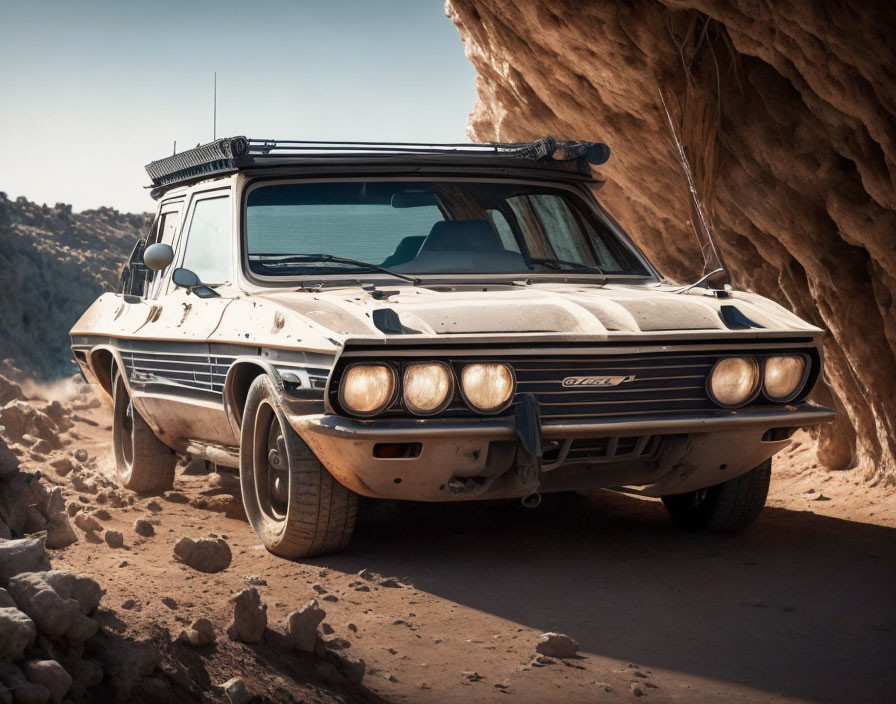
[73,449,89,462]
[104,531,124,549]
[173,536,232,573]
[21,660,72,704]
[133,519,154,537]
[226,588,267,643]
[0,661,50,704]
[179,618,216,646]
[286,599,326,652]
[73,513,102,535]
[327,651,366,685]
[44,489,77,549]
[221,677,250,704]
[535,632,580,659]
[49,458,73,476]
[7,570,101,644]
[0,537,51,583]
[0,606,37,659]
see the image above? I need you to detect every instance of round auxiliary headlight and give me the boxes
[339,364,396,417]
[708,357,759,408]
[460,363,515,413]
[403,363,454,415]
[764,355,806,401]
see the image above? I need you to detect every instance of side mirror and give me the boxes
[143,243,175,271]
[172,268,220,298]
[172,267,201,287]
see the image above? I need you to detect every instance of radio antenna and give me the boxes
[658,87,729,292]
[213,72,217,140]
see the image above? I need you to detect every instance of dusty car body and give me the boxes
[71,137,834,557]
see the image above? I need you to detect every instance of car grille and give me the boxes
[542,434,664,469]
[510,351,720,422]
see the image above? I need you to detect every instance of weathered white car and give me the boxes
[71,137,834,557]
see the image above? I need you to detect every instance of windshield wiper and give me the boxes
[528,257,605,275]
[252,253,420,285]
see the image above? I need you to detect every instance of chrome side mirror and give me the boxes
[143,243,174,271]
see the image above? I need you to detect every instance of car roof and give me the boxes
[145,136,610,198]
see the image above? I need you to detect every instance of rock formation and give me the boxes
[0,194,150,379]
[447,0,896,483]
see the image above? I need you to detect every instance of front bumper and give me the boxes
[289,403,835,501]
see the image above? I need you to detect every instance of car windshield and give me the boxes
[245,180,650,278]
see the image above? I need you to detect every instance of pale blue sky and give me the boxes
[0,0,476,212]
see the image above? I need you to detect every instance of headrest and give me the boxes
[420,219,504,252]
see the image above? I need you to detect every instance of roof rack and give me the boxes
[145,136,611,194]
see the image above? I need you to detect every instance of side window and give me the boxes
[527,194,594,264]
[487,209,520,252]
[146,208,181,298]
[181,196,231,284]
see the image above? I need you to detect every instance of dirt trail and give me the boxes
[35,403,896,703]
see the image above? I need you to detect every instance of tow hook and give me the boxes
[521,492,542,509]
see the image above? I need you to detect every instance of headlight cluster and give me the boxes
[338,362,515,417]
[707,355,808,408]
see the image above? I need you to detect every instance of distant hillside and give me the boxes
[0,193,151,379]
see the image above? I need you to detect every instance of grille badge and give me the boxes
[561,375,636,388]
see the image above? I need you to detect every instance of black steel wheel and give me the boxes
[661,459,771,533]
[240,374,358,558]
[111,369,176,494]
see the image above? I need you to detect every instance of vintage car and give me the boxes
[70,136,834,557]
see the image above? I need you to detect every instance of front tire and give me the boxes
[661,459,771,533]
[240,375,358,558]
[112,370,176,493]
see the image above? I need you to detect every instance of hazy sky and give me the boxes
[0,0,476,213]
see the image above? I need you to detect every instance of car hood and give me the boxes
[252,281,821,345]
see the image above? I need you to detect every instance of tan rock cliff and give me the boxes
[447,0,896,483]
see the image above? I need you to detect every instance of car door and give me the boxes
[126,187,239,448]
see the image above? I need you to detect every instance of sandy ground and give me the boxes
[36,404,896,704]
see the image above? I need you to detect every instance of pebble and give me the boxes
[73,513,102,534]
[104,530,124,549]
[133,518,155,537]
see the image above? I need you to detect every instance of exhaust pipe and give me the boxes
[521,492,542,509]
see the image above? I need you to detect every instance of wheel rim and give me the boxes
[253,401,289,522]
[114,377,135,481]
[691,488,709,509]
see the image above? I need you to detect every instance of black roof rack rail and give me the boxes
[145,136,610,195]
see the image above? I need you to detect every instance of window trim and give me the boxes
[145,199,184,300]
[238,175,659,288]
[166,187,232,296]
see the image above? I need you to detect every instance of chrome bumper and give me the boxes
[289,403,835,501]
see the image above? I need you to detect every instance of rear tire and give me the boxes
[240,375,358,558]
[112,370,176,494]
[661,459,771,533]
